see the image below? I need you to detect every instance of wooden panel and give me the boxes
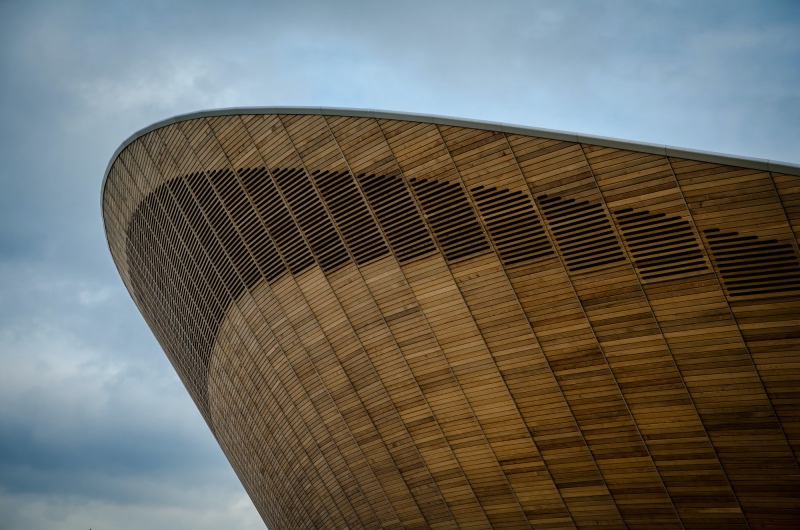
[771,171,800,458]
[356,256,493,530]
[382,119,572,529]
[671,158,800,527]
[210,115,410,529]
[202,116,380,528]
[239,114,428,529]
[103,112,800,530]
[158,124,340,526]
[506,136,683,529]
[247,273,383,528]
[583,145,749,528]
[322,114,536,527]
[122,133,315,528]
[416,123,620,528]
[283,115,463,529]
[438,125,626,528]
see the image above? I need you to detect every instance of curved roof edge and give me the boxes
[102,105,800,205]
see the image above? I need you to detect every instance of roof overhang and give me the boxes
[102,106,800,206]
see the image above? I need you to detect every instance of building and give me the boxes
[102,108,800,529]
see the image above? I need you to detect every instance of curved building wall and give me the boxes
[103,110,800,529]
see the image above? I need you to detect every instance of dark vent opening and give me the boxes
[358,174,436,262]
[240,167,315,275]
[410,178,489,262]
[176,173,248,294]
[705,230,800,297]
[209,168,286,284]
[537,196,625,271]
[273,167,350,272]
[234,168,286,282]
[314,170,390,265]
[472,185,553,266]
[613,208,708,281]
[128,176,255,415]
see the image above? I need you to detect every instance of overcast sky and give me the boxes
[0,1,798,529]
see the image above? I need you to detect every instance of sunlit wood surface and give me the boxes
[103,112,800,529]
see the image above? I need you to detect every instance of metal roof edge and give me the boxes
[768,160,800,175]
[101,106,800,210]
[664,145,770,171]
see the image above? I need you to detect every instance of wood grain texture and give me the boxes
[103,113,800,529]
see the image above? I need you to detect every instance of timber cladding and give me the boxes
[103,110,800,529]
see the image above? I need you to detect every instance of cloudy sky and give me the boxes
[0,1,798,529]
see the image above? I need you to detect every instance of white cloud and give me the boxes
[0,489,264,530]
[78,287,112,306]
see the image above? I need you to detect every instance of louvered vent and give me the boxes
[273,168,350,272]
[536,195,625,271]
[173,173,242,294]
[239,167,315,275]
[705,229,800,297]
[128,178,244,413]
[358,174,435,262]
[313,170,389,264]
[184,171,262,289]
[208,168,286,283]
[410,178,490,262]
[231,168,286,282]
[472,186,553,265]
[614,208,708,280]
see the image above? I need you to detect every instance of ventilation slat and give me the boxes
[612,207,708,281]
[537,195,625,272]
[240,168,316,275]
[705,228,800,297]
[274,167,350,272]
[358,174,436,262]
[410,178,489,262]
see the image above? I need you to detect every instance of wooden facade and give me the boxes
[102,109,800,529]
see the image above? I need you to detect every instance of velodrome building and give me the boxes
[102,108,800,529]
